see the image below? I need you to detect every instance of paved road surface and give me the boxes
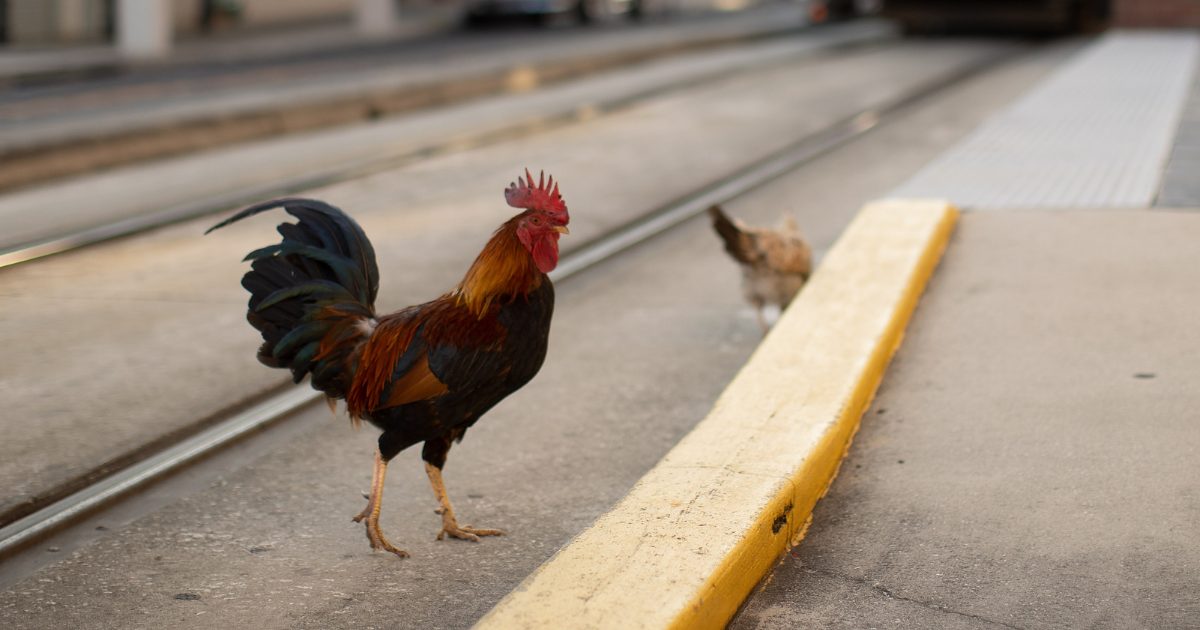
[0,37,1009,532]
[0,37,1075,629]
[0,19,890,253]
[0,4,810,158]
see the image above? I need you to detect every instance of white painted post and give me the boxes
[356,0,400,37]
[116,0,173,59]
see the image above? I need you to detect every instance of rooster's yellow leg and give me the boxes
[425,462,505,542]
[352,450,409,557]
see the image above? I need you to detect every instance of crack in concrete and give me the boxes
[803,566,1027,630]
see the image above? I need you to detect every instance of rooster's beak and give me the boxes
[552,225,570,235]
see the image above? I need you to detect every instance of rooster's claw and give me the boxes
[437,523,505,542]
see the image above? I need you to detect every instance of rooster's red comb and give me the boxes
[505,169,568,225]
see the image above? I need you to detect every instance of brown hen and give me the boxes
[708,204,812,333]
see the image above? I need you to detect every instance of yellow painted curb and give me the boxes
[473,199,959,630]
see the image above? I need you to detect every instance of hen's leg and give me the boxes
[753,298,769,335]
[425,462,505,542]
[352,450,409,557]
[422,435,504,542]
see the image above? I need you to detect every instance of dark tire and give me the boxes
[629,0,646,20]
[576,0,611,23]
[629,0,662,21]
[463,12,491,27]
[826,0,857,20]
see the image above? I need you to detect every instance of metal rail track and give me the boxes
[0,40,1029,560]
[0,23,895,270]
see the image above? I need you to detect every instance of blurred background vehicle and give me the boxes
[879,0,1110,34]
[806,0,881,24]
[0,0,1185,53]
[464,0,675,25]
[806,0,1110,32]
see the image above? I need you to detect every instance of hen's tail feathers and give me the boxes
[707,205,755,265]
[208,198,381,399]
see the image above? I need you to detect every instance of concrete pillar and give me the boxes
[116,0,173,58]
[356,0,399,37]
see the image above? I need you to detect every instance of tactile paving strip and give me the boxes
[891,32,1199,209]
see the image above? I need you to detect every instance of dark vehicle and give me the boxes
[465,0,669,25]
[807,0,881,24]
[878,0,1110,33]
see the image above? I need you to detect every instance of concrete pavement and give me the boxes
[0,18,1193,630]
[0,34,1070,627]
[729,208,1200,629]
[730,29,1200,629]
[0,185,771,629]
[0,37,1009,532]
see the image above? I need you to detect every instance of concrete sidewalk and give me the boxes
[730,208,1200,628]
[729,28,1200,629]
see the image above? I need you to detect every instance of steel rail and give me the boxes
[0,23,897,270]
[0,389,317,559]
[0,41,1028,560]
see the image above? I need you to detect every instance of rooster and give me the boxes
[708,204,811,333]
[208,170,569,557]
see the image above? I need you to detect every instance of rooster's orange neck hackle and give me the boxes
[455,169,570,317]
[346,169,570,419]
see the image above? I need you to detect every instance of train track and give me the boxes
[0,39,1029,562]
[0,21,895,269]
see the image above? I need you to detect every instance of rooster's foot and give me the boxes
[437,518,505,542]
[363,513,410,557]
[352,450,408,557]
[425,461,504,542]
[354,503,408,557]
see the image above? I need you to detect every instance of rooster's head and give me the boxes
[506,169,570,273]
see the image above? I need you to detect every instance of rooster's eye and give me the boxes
[531,217,541,225]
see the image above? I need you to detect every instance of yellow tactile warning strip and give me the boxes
[472,199,960,630]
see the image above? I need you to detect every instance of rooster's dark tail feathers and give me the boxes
[208,198,381,399]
